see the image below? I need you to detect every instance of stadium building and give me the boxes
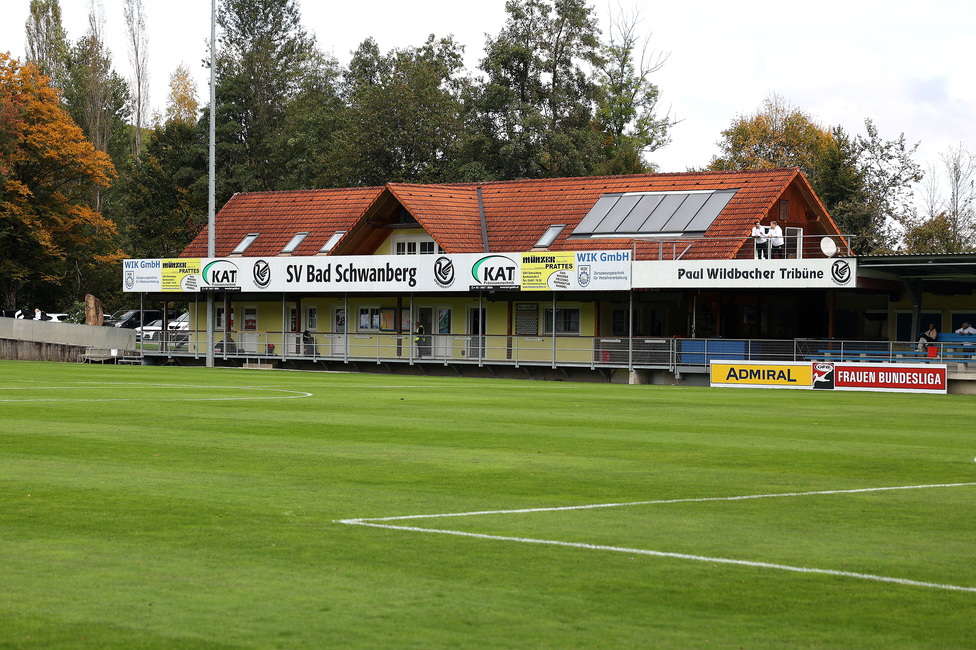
[122,169,976,388]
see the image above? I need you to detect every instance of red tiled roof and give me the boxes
[181,187,383,258]
[180,169,841,260]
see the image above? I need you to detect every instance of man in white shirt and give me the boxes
[955,322,976,335]
[768,220,785,259]
[751,220,768,259]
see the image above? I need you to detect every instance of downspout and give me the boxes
[478,187,489,253]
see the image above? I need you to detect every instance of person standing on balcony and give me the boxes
[414,323,426,358]
[751,220,769,259]
[955,322,976,335]
[769,221,785,259]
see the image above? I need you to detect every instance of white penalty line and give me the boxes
[341,521,976,593]
[341,482,976,523]
[337,482,976,594]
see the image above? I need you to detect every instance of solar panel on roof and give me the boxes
[571,189,738,237]
[593,194,642,233]
[661,193,710,231]
[573,195,620,233]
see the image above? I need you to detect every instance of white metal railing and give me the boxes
[137,332,972,372]
[643,233,855,261]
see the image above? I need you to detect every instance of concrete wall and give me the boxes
[0,338,88,362]
[0,318,135,349]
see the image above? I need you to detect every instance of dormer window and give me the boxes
[230,233,259,256]
[319,231,346,254]
[394,234,443,255]
[534,224,566,249]
[281,232,309,255]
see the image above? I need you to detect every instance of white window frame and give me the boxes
[243,305,258,331]
[543,305,581,335]
[392,234,444,255]
[357,306,381,332]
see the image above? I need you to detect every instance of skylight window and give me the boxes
[281,232,309,255]
[230,233,259,255]
[319,231,346,254]
[535,224,566,249]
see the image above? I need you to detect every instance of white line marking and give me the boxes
[337,482,976,593]
[342,482,976,523]
[0,384,312,402]
[342,522,976,593]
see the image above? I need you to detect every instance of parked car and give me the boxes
[135,319,164,341]
[168,312,189,331]
[46,313,71,323]
[112,309,179,329]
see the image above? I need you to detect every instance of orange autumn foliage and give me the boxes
[0,53,119,305]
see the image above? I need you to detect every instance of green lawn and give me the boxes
[1,360,974,649]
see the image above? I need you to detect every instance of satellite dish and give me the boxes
[820,237,838,257]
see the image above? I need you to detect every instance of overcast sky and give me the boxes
[2,0,974,178]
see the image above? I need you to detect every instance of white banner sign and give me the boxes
[123,251,632,293]
[633,258,856,289]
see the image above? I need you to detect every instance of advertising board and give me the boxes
[633,258,856,290]
[123,251,632,293]
[710,360,947,394]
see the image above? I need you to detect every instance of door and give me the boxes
[435,307,452,358]
[330,307,346,356]
[416,307,434,358]
[467,307,486,359]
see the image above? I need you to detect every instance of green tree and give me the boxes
[24,0,69,89]
[61,7,132,176]
[274,52,348,189]
[212,0,317,198]
[0,54,118,309]
[595,6,673,174]
[475,0,604,179]
[342,36,467,186]
[852,118,923,252]
[118,119,207,259]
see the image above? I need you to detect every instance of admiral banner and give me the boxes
[711,360,947,394]
[123,251,632,293]
[710,361,813,389]
[633,258,856,289]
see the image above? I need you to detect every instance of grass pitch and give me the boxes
[1,360,974,649]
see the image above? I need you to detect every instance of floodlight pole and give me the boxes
[205,0,216,368]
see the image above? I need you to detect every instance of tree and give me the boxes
[165,63,199,127]
[852,118,923,252]
[342,36,467,186]
[0,54,118,309]
[123,0,150,158]
[118,119,208,259]
[61,6,131,171]
[212,0,317,197]
[475,0,604,179]
[24,0,69,89]
[275,51,348,189]
[708,93,833,183]
[903,144,975,253]
[595,5,674,174]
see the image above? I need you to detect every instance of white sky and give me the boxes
[1,0,974,177]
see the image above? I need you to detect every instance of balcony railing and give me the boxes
[643,233,854,261]
[137,331,973,373]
